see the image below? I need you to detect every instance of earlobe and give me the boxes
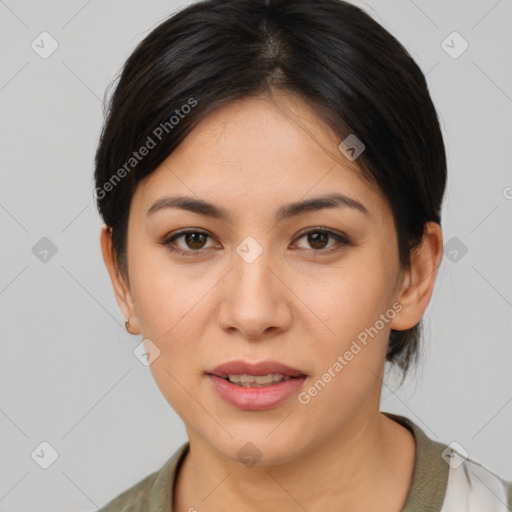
[390,222,443,331]
[99,225,141,335]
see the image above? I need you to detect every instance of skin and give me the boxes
[101,92,443,512]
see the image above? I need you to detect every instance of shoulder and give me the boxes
[382,412,511,512]
[98,442,189,512]
[98,470,158,512]
[441,448,512,512]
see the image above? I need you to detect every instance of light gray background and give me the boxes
[1,0,511,510]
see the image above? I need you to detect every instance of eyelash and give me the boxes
[162,228,350,257]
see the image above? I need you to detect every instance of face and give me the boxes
[114,93,409,464]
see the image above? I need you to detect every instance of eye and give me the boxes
[163,229,216,255]
[293,228,349,254]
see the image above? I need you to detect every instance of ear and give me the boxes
[100,225,141,335]
[390,222,443,331]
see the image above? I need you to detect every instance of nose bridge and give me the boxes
[232,234,276,304]
[218,234,288,338]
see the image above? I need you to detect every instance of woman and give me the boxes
[94,0,511,510]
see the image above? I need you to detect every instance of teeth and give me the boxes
[254,374,276,385]
[226,374,293,387]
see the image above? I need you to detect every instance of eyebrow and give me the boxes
[146,193,369,221]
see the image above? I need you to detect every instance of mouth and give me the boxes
[217,373,301,387]
[206,360,307,410]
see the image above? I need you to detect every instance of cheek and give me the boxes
[127,254,211,414]
[299,251,398,338]
[293,270,396,430]
[128,242,212,340]
[293,250,399,399]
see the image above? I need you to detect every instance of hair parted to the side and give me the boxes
[94,0,447,376]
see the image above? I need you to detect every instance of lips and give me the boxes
[206,360,307,411]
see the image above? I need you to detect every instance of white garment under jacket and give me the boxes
[440,448,510,512]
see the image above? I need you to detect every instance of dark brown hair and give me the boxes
[94,0,447,375]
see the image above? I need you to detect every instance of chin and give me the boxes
[203,424,307,468]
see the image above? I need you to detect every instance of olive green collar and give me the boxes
[383,412,449,512]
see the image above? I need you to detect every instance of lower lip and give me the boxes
[208,375,307,411]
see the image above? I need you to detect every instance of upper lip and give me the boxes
[208,360,306,378]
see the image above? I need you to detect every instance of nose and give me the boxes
[216,244,292,341]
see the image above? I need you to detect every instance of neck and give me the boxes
[174,410,415,512]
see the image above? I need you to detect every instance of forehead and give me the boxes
[132,93,387,219]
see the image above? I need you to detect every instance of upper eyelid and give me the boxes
[165,228,214,243]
